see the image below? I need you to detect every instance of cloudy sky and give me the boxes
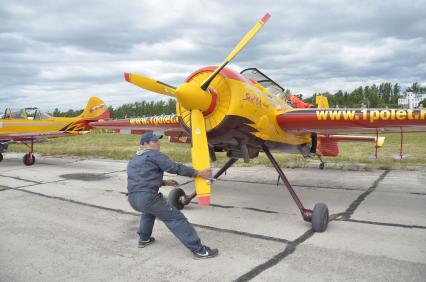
[1,0,425,111]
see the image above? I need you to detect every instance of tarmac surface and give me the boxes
[0,152,425,281]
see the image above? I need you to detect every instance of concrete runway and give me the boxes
[1,153,425,281]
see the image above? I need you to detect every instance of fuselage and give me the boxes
[0,116,90,135]
[176,66,311,150]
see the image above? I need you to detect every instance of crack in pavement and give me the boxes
[4,168,422,282]
[234,169,390,281]
[0,170,127,191]
[0,174,43,184]
[216,178,366,192]
[339,218,426,230]
[6,187,292,245]
[234,229,314,282]
[337,170,390,220]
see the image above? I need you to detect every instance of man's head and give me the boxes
[140,133,163,151]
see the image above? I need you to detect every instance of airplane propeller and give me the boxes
[124,73,177,97]
[124,13,271,205]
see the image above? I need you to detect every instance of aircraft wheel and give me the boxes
[312,202,329,232]
[23,153,36,166]
[168,188,186,210]
[319,162,325,170]
[0,153,3,162]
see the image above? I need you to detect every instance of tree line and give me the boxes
[52,99,177,118]
[303,82,426,108]
[52,82,426,117]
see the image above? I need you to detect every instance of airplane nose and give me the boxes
[175,83,212,112]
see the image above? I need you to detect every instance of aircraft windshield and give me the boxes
[2,108,51,120]
[240,68,291,101]
[25,108,51,120]
[4,108,27,119]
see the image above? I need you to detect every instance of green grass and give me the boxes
[8,131,426,170]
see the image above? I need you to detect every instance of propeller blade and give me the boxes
[190,109,211,205]
[200,12,271,90]
[124,72,176,97]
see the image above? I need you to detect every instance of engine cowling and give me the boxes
[176,66,235,133]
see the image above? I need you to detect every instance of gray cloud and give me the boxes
[0,0,425,111]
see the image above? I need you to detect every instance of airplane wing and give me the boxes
[0,131,89,141]
[89,115,191,143]
[277,108,426,134]
[0,131,89,142]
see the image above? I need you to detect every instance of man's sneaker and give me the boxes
[193,246,219,259]
[138,237,155,248]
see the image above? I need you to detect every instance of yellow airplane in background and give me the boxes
[0,96,109,165]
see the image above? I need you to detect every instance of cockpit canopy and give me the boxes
[240,68,291,102]
[2,107,51,120]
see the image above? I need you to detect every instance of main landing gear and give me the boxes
[318,154,325,170]
[23,153,35,166]
[22,139,36,166]
[168,147,329,232]
[0,141,35,165]
[0,143,6,163]
[262,144,328,232]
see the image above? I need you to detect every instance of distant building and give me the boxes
[398,92,426,109]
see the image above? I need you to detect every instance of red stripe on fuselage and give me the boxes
[277,109,426,131]
[90,119,182,129]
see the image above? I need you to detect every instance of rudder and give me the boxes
[79,97,109,120]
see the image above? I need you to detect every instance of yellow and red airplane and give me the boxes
[0,96,109,165]
[91,13,426,232]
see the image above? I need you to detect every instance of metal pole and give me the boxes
[400,128,403,159]
[375,129,378,159]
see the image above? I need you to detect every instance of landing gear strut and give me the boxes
[168,158,238,210]
[318,154,325,170]
[0,143,6,163]
[22,139,36,166]
[262,144,329,232]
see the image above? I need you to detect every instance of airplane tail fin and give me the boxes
[79,97,110,120]
[315,95,330,108]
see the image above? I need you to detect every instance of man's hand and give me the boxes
[163,179,179,187]
[196,169,212,180]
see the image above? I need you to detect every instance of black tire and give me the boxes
[312,202,329,232]
[23,154,35,166]
[168,188,186,210]
[0,153,3,162]
[319,162,325,170]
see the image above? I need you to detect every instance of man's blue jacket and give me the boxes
[127,147,196,194]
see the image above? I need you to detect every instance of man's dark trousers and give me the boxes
[128,190,203,253]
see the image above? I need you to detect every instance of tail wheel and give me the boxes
[23,153,35,166]
[312,202,329,232]
[168,188,186,210]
